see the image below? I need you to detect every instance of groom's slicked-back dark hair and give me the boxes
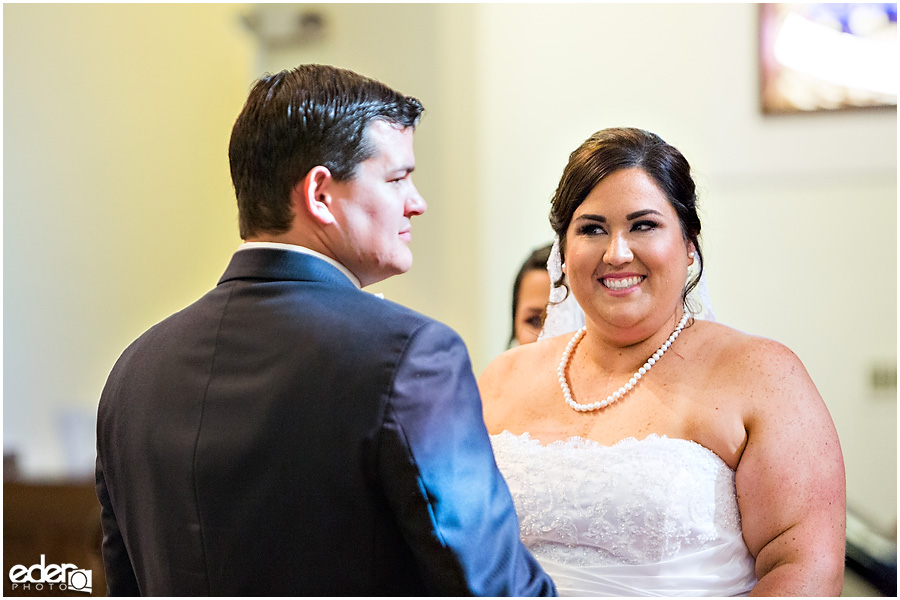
[229,64,425,239]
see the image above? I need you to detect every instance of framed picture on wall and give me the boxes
[758,3,897,114]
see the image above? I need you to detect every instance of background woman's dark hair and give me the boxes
[510,243,553,345]
[229,64,424,239]
[548,127,703,311]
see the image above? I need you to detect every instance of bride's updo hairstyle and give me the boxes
[549,127,703,310]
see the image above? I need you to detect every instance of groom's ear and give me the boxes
[294,165,337,226]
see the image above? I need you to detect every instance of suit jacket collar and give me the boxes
[218,248,359,290]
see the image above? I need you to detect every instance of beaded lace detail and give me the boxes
[491,432,745,567]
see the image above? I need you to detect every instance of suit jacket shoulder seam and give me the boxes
[190,280,238,595]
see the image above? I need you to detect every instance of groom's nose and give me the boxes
[406,184,426,216]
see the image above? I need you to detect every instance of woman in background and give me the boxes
[480,128,846,596]
[510,244,553,347]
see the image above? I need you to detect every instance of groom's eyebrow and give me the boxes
[388,160,415,173]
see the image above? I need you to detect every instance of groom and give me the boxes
[95,64,556,596]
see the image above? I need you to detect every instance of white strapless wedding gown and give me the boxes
[491,432,758,596]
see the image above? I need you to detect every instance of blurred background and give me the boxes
[3,3,896,595]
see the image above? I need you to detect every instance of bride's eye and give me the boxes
[632,220,659,232]
[577,224,606,236]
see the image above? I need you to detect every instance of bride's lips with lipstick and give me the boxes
[600,273,645,292]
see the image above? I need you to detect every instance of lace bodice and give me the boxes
[491,432,757,596]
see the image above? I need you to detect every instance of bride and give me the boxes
[479,128,846,596]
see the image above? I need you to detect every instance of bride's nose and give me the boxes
[603,233,633,265]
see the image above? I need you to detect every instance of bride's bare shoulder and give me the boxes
[689,320,808,382]
[478,334,570,392]
[479,334,570,431]
[688,319,751,349]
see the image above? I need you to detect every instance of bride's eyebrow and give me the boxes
[575,214,606,223]
[627,209,663,220]
[575,209,663,223]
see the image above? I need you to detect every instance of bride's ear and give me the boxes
[294,165,337,226]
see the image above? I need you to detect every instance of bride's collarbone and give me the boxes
[533,374,740,457]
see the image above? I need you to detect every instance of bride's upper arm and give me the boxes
[730,336,846,595]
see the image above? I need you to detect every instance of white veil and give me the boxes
[538,236,715,341]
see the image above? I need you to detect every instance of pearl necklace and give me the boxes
[558,312,690,412]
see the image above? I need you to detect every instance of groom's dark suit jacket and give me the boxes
[96,248,555,596]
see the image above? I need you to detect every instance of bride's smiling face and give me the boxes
[564,167,694,333]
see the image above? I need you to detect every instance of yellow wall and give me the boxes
[4,3,255,473]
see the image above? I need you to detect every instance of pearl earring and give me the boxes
[688,252,695,259]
